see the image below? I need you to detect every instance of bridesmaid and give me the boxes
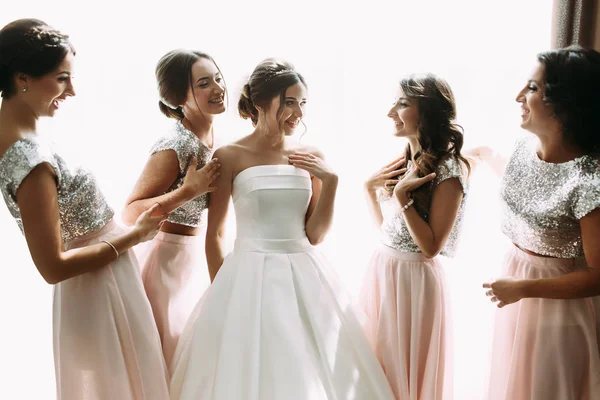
[0,19,169,399]
[122,49,222,373]
[479,45,600,400]
[360,74,470,399]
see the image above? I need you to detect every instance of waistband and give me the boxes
[510,244,586,268]
[376,243,435,263]
[234,237,313,253]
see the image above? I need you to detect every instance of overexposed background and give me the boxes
[1,1,552,398]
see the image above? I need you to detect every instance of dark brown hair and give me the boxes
[155,49,226,120]
[395,74,470,215]
[0,19,75,99]
[537,45,600,155]
[238,58,306,126]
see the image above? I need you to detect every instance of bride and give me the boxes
[169,58,395,400]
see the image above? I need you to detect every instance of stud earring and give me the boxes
[21,87,28,92]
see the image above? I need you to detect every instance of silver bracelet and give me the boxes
[101,240,119,259]
[400,197,415,212]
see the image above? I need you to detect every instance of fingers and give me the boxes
[187,156,199,172]
[490,296,498,303]
[384,157,406,171]
[209,172,221,182]
[289,158,312,165]
[482,283,492,289]
[289,161,312,173]
[150,216,168,226]
[289,158,314,168]
[497,302,506,308]
[384,179,399,186]
[290,152,315,158]
[404,172,436,191]
[205,185,218,193]
[384,168,406,178]
[485,289,494,296]
[142,203,161,217]
[290,163,311,172]
[204,163,221,179]
[384,156,405,168]
[289,154,315,163]
[201,158,221,173]
[419,172,437,184]
[148,206,168,220]
[141,210,168,229]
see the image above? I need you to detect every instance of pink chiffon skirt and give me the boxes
[55,220,169,400]
[141,231,210,374]
[360,244,453,400]
[488,246,600,400]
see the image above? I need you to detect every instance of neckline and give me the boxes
[531,147,588,167]
[526,136,588,166]
[176,120,214,150]
[233,164,305,185]
[0,137,36,163]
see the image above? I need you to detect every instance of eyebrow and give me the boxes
[56,71,71,76]
[528,80,539,85]
[285,97,307,101]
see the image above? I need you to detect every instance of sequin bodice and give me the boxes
[379,156,469,257]
[150,121,215,227]
[0,137,114,243]
[501,136,600,258]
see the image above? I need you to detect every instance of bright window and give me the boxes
[0,1,553,397]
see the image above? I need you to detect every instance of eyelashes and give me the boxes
[286,101,307,106]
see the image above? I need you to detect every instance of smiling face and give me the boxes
[17,50,76,118]
[388,87,419,139]
[515,62,557,135]
[263,82,307,136]
[183,57,226,117]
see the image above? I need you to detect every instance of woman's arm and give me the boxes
[18,164,166,284]
[364,189,384,228]
[289,150,337,245]
[205,147,234,282]
[303,175,338,245]
[485,208,600,306]
[363,157,406,228]
[524,208,600,298]
[122,151,219,225]
[464,146,508,178]
[395,176,464,258]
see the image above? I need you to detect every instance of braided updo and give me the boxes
[0,19,75,99]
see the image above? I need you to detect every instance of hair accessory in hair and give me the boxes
[264,69,292,82]
[24,26,70,49]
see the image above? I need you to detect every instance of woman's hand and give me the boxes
[483,278,527,308]
[365,156,406,193]
[133,203,169,243]
[289,153,337,183]
[182,157,220,198]
[393,165,436,202]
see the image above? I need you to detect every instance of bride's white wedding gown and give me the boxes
[170,165,394,400]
